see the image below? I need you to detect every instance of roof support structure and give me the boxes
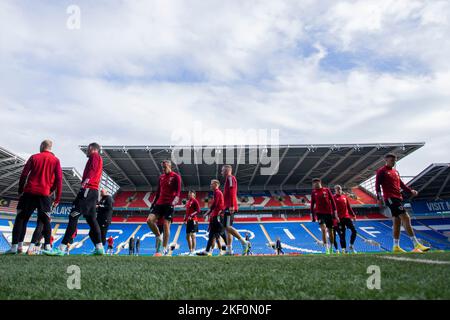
[0,167,23,180]
[329,147,379,186]
[0,180,19,196]
[126,152,152,187]
[343,146,403,186]
[296,149,333,188]
[319,148,355,182]
[436,171,450,199]
[62,175,77,197]
[263,147,289,189]
[417,166,448,194]
[0,157,19,164]
[103,150,136,188]
[280,150,310,189]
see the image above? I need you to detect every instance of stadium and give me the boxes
[2,1,450,311]
[1,143,449,300]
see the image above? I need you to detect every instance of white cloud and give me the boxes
[0,0,449,179]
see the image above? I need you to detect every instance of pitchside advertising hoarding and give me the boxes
[411,199,450,216]
[0,197,73,217]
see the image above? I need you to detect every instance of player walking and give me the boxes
[185,190,200,255]
[375,153,430,253]
[310,178,339,254]
[197,180,225,256]
[221,165,250,255]
[333,185,358,253]
[95,189,113,246]
[107,236,114,255]
[5,140,62,255]
[45,142,104,256]
[146,160,181,256]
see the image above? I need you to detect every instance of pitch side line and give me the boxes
[259,224,276,254]
[52,223,60,236]
[116,225,141,255]
[379,256,450,265]
[300,223,321,243]
[169,224,182,256]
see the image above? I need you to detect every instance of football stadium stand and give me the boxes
[0,215,449,255]
[0,146,83,201]
[5,142,450,256]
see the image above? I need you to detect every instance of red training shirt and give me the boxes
[81,152,103,190]
[155,171,181,205]
[223,175,239,211]
[333,194,355,219]
[375,165,411,201]
[310,187,336,216]
[185,198,200,222]
[210,188,224,219]
[19,151,63,203]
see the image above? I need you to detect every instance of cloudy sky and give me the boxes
[1,0,449,178]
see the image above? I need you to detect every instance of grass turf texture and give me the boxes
[1,252,449,300]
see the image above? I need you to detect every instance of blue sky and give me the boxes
[1,0,449,178]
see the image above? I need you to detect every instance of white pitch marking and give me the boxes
[379,256,450,265]
[283,228,295,240]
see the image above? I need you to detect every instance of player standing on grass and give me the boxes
[310,178,339,254]
[44,142,104,256]
[146,160,181,256]
[333,185,358,254]
[221,165,250,255]
[5,140,62,255]
[185,190,200,255]
[95,189,113,246]
[197,180,225,256]
[375,153,430,253]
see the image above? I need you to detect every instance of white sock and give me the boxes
[28,243,35,252]
[59,244,67,251]
[44,244,52,251]
[10,244,18,252]
[410,236,419,246]
[394,239,400,247]
[95,243,104,250]
[227,245,232,252]
[325,243,330,250]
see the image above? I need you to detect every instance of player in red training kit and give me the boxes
[45,143,104,256]
[221,165,250,255]
[6,140,62,255]
[184,190,200,255]
[198,180,226,256]
[310,178,339,254]
[146,160,181,256]
[375,153,430,253]
[333,185,358,254]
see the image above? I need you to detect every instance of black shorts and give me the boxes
[316,214,333,229]
[186,220,199,234]
[70,188,99,218]
[152,204,174,221]
[108,245,113,250]
[386,198,407,217]
[221,209,234,227]
[17,193,52,217]
[208,216,224,235]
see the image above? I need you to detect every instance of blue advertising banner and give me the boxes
[411,199,450,216]
[51,203,73,217]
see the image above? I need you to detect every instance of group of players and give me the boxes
[3,141,431,256]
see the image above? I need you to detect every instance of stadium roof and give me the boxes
[407,163,450,200]
[80,143,424,192]
[0,146,82,201]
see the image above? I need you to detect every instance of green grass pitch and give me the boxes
[1,252,449,300]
